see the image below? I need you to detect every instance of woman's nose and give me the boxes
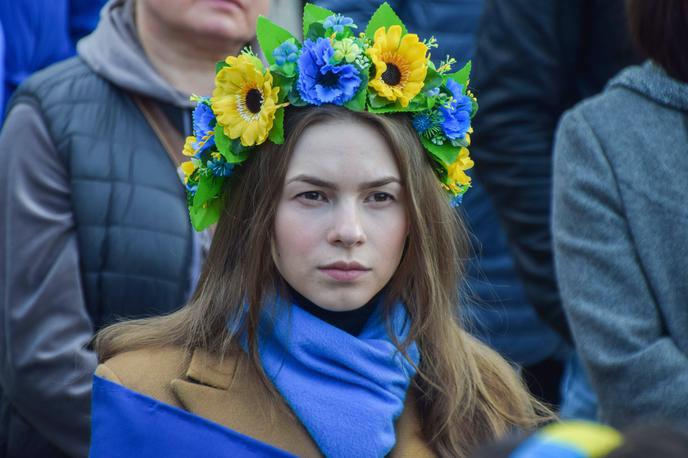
[327,200,367,247]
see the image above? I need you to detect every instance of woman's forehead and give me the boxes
[286,119,400,182]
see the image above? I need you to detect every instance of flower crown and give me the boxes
[182,2,477,231]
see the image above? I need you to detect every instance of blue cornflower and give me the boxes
[323,14,356,33]
[412,112,434,135]
[439,79,473,140]
[208,158,234,177]
[273,40,300,66]
[192,101,215,151]
[297,38,361,106]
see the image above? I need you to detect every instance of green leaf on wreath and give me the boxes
[446,61,471,92]
[193,174,224,209]
[215,124,249,163]
[344,74,369,112]
[306,22,326,41]
[269,108,285,144]
[215,59,229,74]
[256,16,299,67]
[365,2,407,40]
[272,71,294,102]
[190,196,223,231]
[303,3,334,39]
[421,136,460,168]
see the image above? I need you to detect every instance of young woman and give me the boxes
[91,5,547,457]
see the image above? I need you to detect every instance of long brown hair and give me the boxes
[95,105,548,457]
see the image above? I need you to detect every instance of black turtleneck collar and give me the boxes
[286,285,379,336]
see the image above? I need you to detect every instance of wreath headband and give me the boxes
[181,2,477,231]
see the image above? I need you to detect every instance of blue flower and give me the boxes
[273,40,300,66]
[412,112,434,135]
[297,38,361,106]
[192,101,216,151]
[323,14,356,33]
[450,193,464,207]
[439,79,473,140]
[185,182,198,195]
[208,158,234,177]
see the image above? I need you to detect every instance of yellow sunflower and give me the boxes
[446,147,474,193]
[212,54,282,147]
[367,25,428,107]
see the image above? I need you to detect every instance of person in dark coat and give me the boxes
[553,0,688,429]
[0,0,269,456]
[470,0,642,417]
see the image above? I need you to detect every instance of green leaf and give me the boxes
[190,196,224,231]
[424,66,443,91]
[193,174,224,208]
[215,124,250,163]
[214,123,231,157]
[446,61,471,92]
[227,139,250,163]
[420,136,460,167]
[306,22,326,41]
[368,92,391,109]
[303,3,334,39]
[367,93,428,114]
[344,74,369,112]
[256,16,299,66]
[365,2,407,40]
[272,72,294,101]
[268,107,285,144]
[215,59,229,74]
[288,87,308,107]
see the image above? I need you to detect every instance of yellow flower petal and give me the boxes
[211,54,280,147]
[368,26,428,107]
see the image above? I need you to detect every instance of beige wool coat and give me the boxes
[95,346,435,457]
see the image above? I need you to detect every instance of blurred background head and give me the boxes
[627,0,688,82]
[469,422,688,458]
[136,0,270,55]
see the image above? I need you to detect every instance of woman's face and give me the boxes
[140,0,269,45]
[273,118,408,312]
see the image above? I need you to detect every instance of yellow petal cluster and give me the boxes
[181,160,196,183]
[367,25,428,107]
[446,147,474,193]
[212,54,281,147]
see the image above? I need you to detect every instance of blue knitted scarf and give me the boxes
[245,297,420,458]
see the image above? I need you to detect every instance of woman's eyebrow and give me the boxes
[285,174,401,190]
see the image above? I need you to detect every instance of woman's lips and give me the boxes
[202,0,242,13]
[319,268,370,282]
[319,262,371,282]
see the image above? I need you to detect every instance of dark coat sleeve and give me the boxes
[0,103,96,458]
[469,0,583,342]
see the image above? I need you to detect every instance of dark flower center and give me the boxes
[317,70,340,88]
[381,64,402,86]
[245,89,263,114]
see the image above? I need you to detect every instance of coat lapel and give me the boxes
[171,349,322,457]
[171,349,435,457]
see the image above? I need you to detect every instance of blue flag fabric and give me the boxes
[89,375,297,458]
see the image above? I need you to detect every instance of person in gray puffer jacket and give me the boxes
[0,0,269,456]
[553,0,688,429]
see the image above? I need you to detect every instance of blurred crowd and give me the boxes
[1,0,687,457]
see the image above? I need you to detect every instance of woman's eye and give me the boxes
[367,192,395,203]
[297,191,326,201]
